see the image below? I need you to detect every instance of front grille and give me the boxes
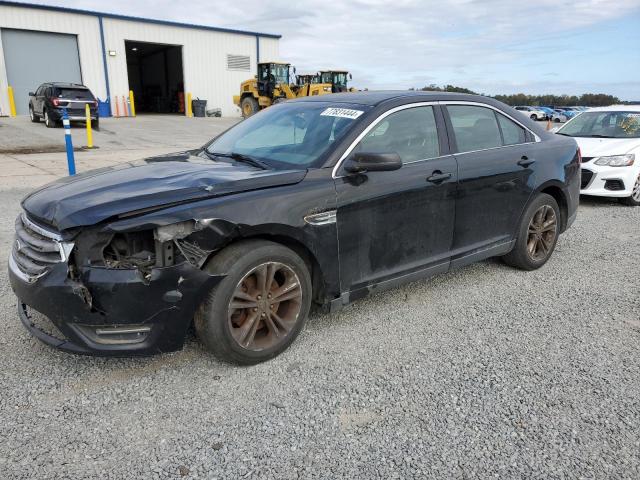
[581,169,594,189]
[11,213,72,282]
[605,179,625,191]
[581,157,593,163]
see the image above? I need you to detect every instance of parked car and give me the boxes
[514,106,547,121]
[536,106,555,120]
[552,109,568,123]
[555,105,640,205]
[557,107,579,119]
[28,82,99,128]
[9,92,580,364]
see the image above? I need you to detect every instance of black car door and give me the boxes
[334,104,457,296]
[443,103,536,266]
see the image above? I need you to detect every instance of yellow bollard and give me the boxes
[186,92,192,117]
[7,86,17,117]
[85,104,94,148]
[129,90,136,117]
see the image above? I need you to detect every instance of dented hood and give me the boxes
[22,152,307,230]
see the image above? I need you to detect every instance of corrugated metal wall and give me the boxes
[102,18,278,116]
[0,4,280,117]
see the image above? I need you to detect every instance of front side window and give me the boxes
[354,106,440,163]
[496,113,527,145]
[447,105,502,152]
[207,102,369,169]
[557,111,640,138]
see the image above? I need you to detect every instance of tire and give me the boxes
[44,109,56,128]
[502,193,561,270]
[621,173,640,206]
[240,96,259,118]
[29,105,40,123]
[194,240,312,365]
[554,118,561,123]
[92,118,100,131]
[530,114,537,121]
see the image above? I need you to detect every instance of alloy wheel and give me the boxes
[227,262,302,351]
[527,205,557,261]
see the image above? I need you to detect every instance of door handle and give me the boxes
[426,171,452,184]
[518,156,535,168]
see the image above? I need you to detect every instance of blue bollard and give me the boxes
[62,109,76,175]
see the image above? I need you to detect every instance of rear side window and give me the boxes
[447,105,502,152]
[496,113,527,145]
[54,88,94,100]
[355,106,440,163]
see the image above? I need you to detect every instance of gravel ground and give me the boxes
[1,188,639,480]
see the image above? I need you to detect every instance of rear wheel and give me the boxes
[194,240,312,365]
[530,114,537,121]
[621,173,640,206]
[44,109,56,128]
[29,105,40,123]
[502,193,560,270]
[241,96,259,118]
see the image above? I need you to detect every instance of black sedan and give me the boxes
[9,91,580,364]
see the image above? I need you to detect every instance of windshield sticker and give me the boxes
[320,108,364,119]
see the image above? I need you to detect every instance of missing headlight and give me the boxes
[103,231,156,271]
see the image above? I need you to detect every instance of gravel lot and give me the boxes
[1,187,639,479]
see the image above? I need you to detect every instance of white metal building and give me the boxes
[0,1,280,116]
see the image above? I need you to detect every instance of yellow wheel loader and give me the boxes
[318,70,355,93]
[233,62,332,118]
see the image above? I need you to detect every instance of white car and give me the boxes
[514,106,547,121]
[552,110,568,123]
[555,105,640,206]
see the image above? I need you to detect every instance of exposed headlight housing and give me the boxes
[594,154,635,167]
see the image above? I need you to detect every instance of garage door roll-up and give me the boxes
[1,29,82,115]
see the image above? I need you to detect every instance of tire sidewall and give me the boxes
[197,243,312,364]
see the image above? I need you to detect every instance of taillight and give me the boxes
[51,98,60,106]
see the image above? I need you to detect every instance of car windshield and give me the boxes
[206,102,370,169]
[55,88,93,100]
[557,111,640,138]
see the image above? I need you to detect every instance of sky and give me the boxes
[17,0,640,100]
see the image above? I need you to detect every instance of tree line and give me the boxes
[411,84,620,107]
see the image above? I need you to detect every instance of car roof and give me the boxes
[287,90,503,107]
[41,82,89,89]
[586,105,640,112]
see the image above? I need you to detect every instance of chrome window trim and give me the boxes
[332,100,541,179]
[332,101,440,179]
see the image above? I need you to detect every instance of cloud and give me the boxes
[16,0,640,98]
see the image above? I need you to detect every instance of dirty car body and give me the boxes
[9,91,580,357]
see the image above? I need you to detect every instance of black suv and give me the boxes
[28,82,99,128]
[9,92,580,364]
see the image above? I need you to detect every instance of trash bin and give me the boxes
[97,98,111,117]
[192,99,207,117]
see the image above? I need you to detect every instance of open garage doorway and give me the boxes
[125,40,184,114]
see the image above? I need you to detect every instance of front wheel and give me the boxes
[29,105,40,123]
[194,240,312,365]
[502,193,561,270]
[240,96,259,118]
[530,114,537,121]
[621,173,640,206]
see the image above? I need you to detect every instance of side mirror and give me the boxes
[349,73,353,80]
[28,92,35,96]
[344,152,402,173]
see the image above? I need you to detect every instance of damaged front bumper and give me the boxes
[9,258,222,356]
